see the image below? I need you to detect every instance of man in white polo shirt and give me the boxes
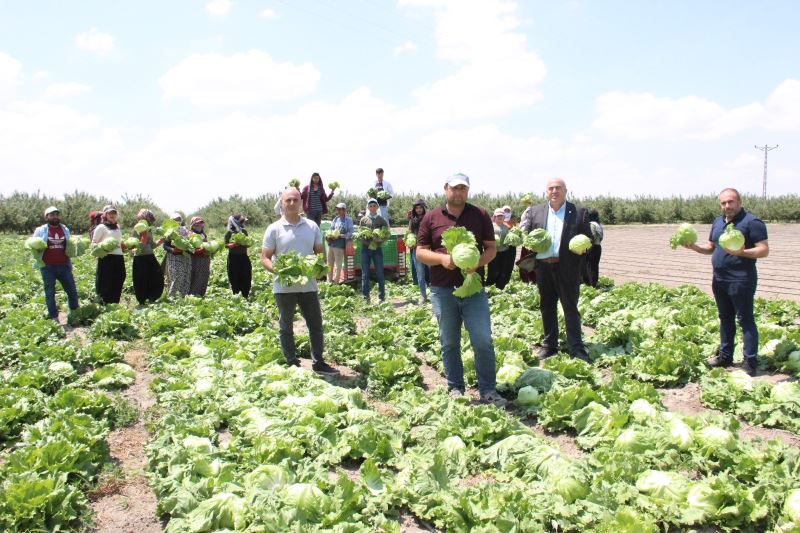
[261,187,339,375]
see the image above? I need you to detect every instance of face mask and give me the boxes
[504,213,511,222]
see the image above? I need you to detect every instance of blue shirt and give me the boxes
[709,209,767,285]
[329,215,353,249]
[536,202,566,259]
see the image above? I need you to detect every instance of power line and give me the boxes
[754,144,778,199]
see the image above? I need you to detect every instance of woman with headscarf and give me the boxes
[91,205,127,304]
[300,172,337,227]
[163,213,192,297]
[224,214,252,297]
[131,208,164,304]
[188,216,211,297]
[407,199,430,303]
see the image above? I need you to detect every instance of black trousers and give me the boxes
[536,262,586,356]
[132,254,164,304]
[274,291,324,365]
[486,248,515,290]
[583,245,602,287]
[97,255,126,304]
[227,253,252,298]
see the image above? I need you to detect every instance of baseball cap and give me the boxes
[44,206,59,216]
[493,208,505,217]
[367,198,379,205]
[335,202,347,209]
[446,173,470,188]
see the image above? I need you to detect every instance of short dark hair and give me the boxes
[588,209,600,222]
[375,168,384,174]
[719,187,741,201]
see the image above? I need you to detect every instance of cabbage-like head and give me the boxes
[569,234,592,254]
[719,223,745,252]
[452,243,479,270]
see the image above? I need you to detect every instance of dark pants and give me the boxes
[40,264,79,318]
[583,245,602,287]
[712,279,758,362]
[227,253,252,298]
[274,291,325,365]
[309,211,322,227]
[132,254,164,305]
[536,262,586,356]
[487,248,515,289]
[361,247,385,300]
[97,255,126,304]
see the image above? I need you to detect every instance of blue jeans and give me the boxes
[378,205,390,225]
[712,279,758,362]
[410,248,429,300]
[40,264,79,319]
[361,247,385,300]
[430,286,497,396]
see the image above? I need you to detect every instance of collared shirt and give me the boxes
[536,202,566,259]
[710,209,767,285]
[329,215,354,249]
[417,203,495,287]
[263,216,323,294]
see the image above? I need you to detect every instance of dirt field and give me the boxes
[600,223,800,301]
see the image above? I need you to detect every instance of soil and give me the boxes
[418,363,448,391]
[89,345,162,533]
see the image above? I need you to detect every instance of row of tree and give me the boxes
[1,190,798,234]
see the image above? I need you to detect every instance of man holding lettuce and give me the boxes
[684,187,769,376]
[520,178,592,362]
[261,187,340,376]
[31,206,80,321]
[416,173,507,407]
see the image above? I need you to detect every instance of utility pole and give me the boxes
[754,144,778,199]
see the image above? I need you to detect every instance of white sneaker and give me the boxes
[480,390,508,408]
[448,388,465,398]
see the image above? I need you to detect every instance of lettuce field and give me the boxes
[2,231,800,532]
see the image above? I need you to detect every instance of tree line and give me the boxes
[1,190,798,234]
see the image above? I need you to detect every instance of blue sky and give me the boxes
[1,0,798,212]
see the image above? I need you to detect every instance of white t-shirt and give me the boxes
[263,217,323,294]
[92,224,124,255]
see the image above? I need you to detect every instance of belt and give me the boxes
[539,257,560,264]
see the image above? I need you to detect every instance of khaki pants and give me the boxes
[327,246,345,282]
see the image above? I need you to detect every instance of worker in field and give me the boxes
[327,202,353,284]
[486,208,511,290]
[683,187,769,377]
[407,199,430,303]
[261,187,339,375]
[31,206,80,321]
[358,198,389,302]
[521,178,592,363]
[372,167,394,224]
[582,209,604,287]
[416,173,507,408]
[224,214,252,298]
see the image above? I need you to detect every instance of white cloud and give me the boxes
[0,101,124,192]
[158,50,320,107]
[399,0,546,123]
[0,51,23,102]
[43,82,92,99]
[593,80,800,141]
[75,29,115,57]
[206,0,232,16]
[394,41,417,56]
[259,8,277,19]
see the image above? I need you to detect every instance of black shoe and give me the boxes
[707,355,733,368]
[312,362,340,375]
[742,358,758,377]
[537,347,558,359]
[287,359,301,367]
[573,352,591,364]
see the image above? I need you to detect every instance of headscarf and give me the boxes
[136,208,155,223]
[101,205,119,229]
[227,214,246,233]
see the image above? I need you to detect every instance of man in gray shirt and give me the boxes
[261,187,339,375]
